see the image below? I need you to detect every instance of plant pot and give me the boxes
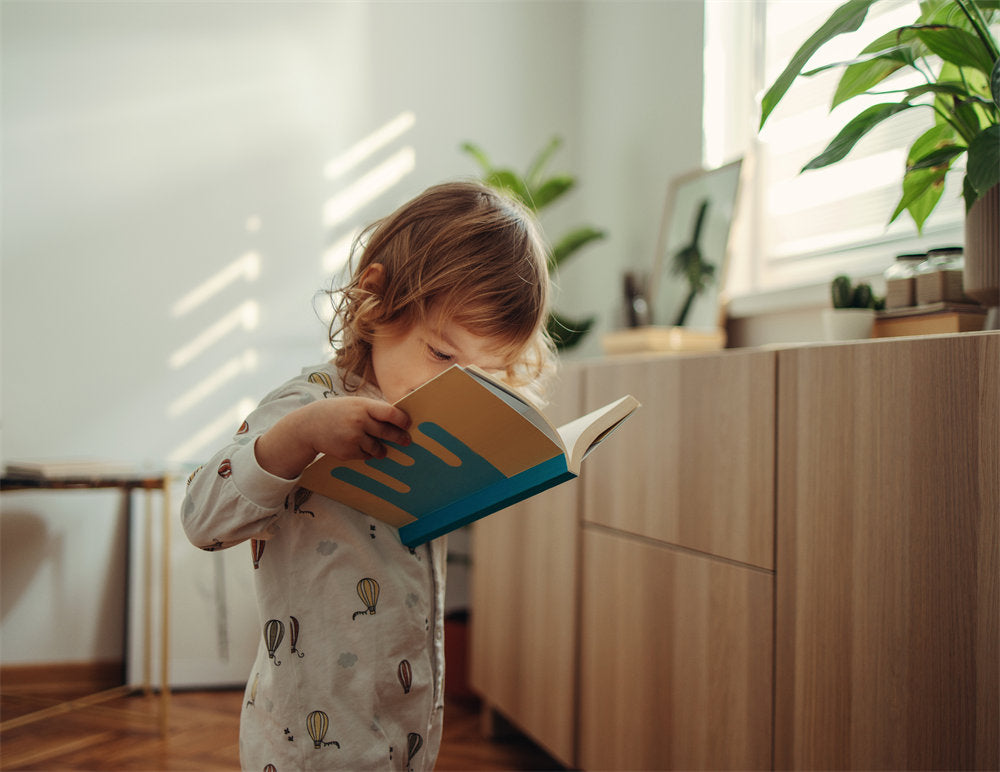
[822,308,874,341]
[964,184,999,330]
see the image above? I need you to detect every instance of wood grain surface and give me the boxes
[578,527,773,770]
[775,332,999,770]
[582,350,776,569]
[469,367,584,767]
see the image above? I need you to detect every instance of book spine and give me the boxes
[398,455,574,547]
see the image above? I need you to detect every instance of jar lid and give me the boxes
[926,246,962,256]
[895,252,925,260]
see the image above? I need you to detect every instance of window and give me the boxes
[705,0,965,300]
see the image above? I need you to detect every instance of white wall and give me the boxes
[1,0,703,666]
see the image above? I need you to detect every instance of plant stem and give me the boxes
[673,289,697,327]
[955,0,1000,60]
[929,101,977,144]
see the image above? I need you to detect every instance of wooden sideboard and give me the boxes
[775,332,999,769]
[470,331,999,770]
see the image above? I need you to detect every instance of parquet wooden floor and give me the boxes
[0,689,564,771]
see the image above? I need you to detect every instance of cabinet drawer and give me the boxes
[579,527,773,770]
[583,351,775,569]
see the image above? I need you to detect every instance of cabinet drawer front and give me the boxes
[583,351,775,568]
[579,528,773,770]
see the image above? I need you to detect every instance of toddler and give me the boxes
[181,180,555,771]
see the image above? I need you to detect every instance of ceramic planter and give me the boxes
[822,307,875,341]
[964,184,999,330]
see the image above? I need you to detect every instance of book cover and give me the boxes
[299,365,639,546]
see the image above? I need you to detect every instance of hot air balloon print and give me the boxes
[308,371,335,396]
[236,420,250,435]
[397,659,412,694]
[289,616,305,658]
[218,458,232,478]
[285,487,315,517]
[251,539,265,569]
[264,765,276,772]
[407,732,423,770]
[264,619,284,666]
[352,577,380,620]
[306,710,340,748]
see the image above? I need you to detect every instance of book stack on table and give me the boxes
[600,326,726,355]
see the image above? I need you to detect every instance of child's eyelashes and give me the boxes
[428,345,453,362]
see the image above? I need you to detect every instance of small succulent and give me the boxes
[831,274,886,309]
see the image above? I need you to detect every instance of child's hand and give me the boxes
[255,397,412,480]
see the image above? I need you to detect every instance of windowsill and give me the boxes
[726,281,831,319]
[724,219,966,347]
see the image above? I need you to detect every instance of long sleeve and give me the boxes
[180,378,318,551]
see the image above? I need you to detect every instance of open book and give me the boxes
[299,364,639,547]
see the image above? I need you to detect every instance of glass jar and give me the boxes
[883,252,925,309]
[915,246,967,305]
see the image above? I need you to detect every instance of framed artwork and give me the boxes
[647,159,743,329]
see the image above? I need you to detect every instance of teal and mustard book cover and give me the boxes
[299,365,638,546]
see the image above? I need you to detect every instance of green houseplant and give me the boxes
[831,273,885,309]
[759,0,999,232]
[461,137,607,350]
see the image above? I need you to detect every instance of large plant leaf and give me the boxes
[907,144,967,169]
[908,120,959,155]
[531,175,575,211]
[802,41,914,78]
[831,50,911,106]
[760,0,877,128]
[889,123,956,229]
[803,102,914,169]
[915,25,996,75]
[903,80,993,101]
[966,124,1000,197]
[485,170,533,209]
[829,25,924,106]
[903,169,948,231]
[932,61,995,140]
[550,226,606,270]
[460,142,493,175]
[890,166,948,228]
[525,136,563,189]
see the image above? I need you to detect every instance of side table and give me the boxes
[0,472,171,736]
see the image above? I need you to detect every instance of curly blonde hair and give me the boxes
[328,180,555,399]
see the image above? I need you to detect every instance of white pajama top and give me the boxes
[181,362,447,771]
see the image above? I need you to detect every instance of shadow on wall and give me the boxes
[1,494,129,662]
[1,512,57,624]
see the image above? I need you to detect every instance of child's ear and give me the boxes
[358,263,386,295]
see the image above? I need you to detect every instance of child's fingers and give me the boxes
[360,433,389,459]
[365,417,411,449]
[367,401,411,431]
[363,402,412,448]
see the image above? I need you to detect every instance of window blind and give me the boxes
[707,0,966,295]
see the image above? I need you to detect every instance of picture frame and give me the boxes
[647,159,743,330]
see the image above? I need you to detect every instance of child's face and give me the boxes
[370,307,510,404]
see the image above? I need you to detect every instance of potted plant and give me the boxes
[759,0,999,321]
[823,274,885,339]
[461,137,607,350]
